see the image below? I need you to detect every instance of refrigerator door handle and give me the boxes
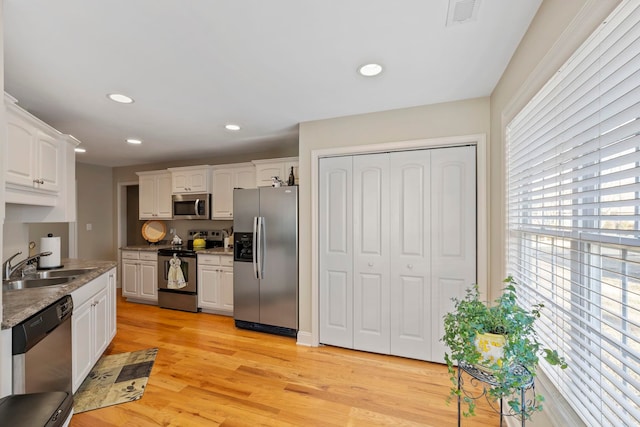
[252,216,259,279]
[257,216,265,280]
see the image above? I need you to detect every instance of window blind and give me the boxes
[506,1,640,426]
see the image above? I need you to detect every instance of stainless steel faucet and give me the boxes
[2,251,52,280]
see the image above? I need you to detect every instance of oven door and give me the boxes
[158,254,197,293]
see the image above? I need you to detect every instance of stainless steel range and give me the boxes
[157,229,226,312]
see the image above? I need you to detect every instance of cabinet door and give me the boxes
[122,260,139,298]
[156,173,173,218]
[187,170,208,192]
[35,132,61,192]
[319,156,354,348]
[72,298,93,393]
[6,112,37,187]
[212,169,234,219]
[138,175,156,219]
[219,267,234,312]
[172,172,189,193]
[139,261,158,301]
[353,154,390,354]
[389,150,432,360]
[255,164,284,187]
[92,288,110,360]
[198,265,220,308]
[107,268,117,341]
[235,166,256,189]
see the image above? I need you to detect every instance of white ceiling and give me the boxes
[4,0,542,167]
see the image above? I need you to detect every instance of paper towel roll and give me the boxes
[40,236,62,269]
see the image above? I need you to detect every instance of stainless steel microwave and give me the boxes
[172,193,211,219]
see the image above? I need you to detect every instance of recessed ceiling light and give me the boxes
[358,63,383,77]
[74,147,86,153]
[225,124,241,131]
[107,93,134,104]
[126,138,142,144]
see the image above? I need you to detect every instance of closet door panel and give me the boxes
[353,154,390,354]
[430,146,477,362]
[389,150,431,360]
[319,157,354,348]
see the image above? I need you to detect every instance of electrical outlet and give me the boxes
[169,228,176,235]
[86,223,92,231]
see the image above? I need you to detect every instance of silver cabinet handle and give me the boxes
[368,262,373,267]
[407,264,413,269]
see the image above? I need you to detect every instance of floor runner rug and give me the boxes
[73,348,158,413]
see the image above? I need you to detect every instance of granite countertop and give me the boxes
[196,247,234,256]
[120,244,171,251]
[2,258,118,329]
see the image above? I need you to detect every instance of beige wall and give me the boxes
[76,163,115,260]
[298,97,491,335]
[29,223,69,258]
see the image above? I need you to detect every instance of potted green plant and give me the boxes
[442,276,567,419]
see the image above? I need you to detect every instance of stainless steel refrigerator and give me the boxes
[233,186,298,337]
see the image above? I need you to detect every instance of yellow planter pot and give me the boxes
[474,332,506,372]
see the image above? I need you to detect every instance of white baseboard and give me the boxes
[296,330,313,346]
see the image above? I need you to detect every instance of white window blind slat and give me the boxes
[506,2,640,425]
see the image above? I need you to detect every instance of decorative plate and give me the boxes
[141,220,166,243]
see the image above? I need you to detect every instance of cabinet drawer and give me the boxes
[198,254,220,265]
[121,251,140,260]
[220,256,233,267]
[139,252,158,261]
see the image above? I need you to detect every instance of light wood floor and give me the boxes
[70,291,499,426]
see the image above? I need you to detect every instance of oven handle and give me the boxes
[194,199,200,216]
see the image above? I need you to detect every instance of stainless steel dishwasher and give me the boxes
[12,295,73,394]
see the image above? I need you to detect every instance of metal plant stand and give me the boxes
[457,361,535,427]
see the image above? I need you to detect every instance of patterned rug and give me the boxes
[73,348,158,413]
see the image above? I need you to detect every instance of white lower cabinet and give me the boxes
[197,254,233,314]
[71,267,116,393]
[121,250,158,303]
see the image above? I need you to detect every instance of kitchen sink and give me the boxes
[3,276,78,291]
[34,268,97,279]
[3,267,98,291]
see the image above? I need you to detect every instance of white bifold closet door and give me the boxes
[319,146,476,363]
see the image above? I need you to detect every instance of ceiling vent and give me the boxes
[446,0,481,26]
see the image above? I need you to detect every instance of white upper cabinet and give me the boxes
[4,93,78,221]
[211,163,255,219]
[252,157,298,187]
[168,166,211,193]
[136,170,172,219]
[6,105,62,194]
